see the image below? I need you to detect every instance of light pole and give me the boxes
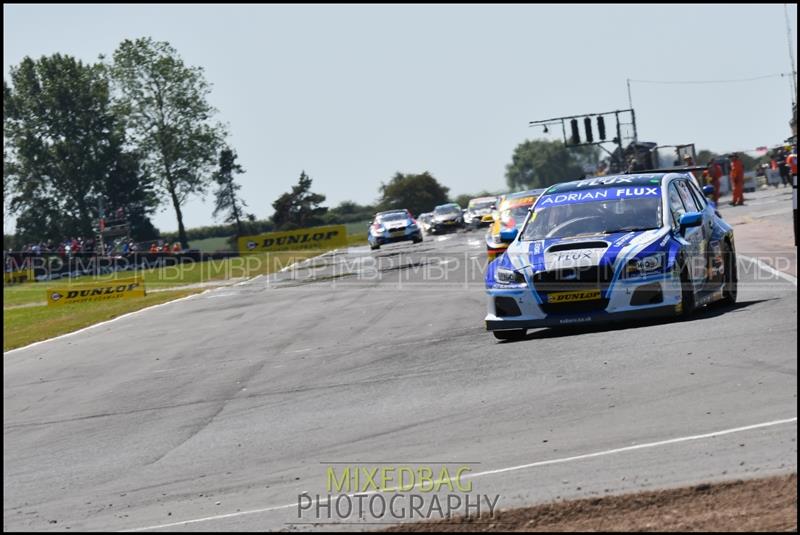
[784,4,797,110]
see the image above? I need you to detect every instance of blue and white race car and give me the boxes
[368,209,424,250]
[485,173,737,340]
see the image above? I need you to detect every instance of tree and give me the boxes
[505,139,598,190]
[453,194,472,209]
[104,149,160,241]
[4,54,156,245]
[271,171,328,230]
[109,37,226,248]
[212,148,251,237]
[377,172,450,216]
[323,201,376,224]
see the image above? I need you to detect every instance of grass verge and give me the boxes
[3,289,199,352]
[3,249,332,351]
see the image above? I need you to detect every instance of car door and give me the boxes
[674,179,708,283]
[685,178,718,282]
[668,180,702,284]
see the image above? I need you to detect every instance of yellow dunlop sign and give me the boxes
[547,289,601,303]
[238,225,348,253]
[47,277,145,306]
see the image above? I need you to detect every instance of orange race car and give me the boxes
[485,188,546,261]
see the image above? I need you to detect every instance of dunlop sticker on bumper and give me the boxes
[238,225,348,253]
[547,289,601,303]
[47,277,145,306]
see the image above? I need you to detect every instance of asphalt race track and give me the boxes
[3,229,797,531]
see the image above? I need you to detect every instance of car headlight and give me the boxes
[626,253,664,277]
[495,267,526,285]
[372,227,385,235]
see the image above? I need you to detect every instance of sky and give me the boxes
[4,3,798,233]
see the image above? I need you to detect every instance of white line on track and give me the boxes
[3,291,210,356]
[739,254,797,286]
[235,274,263,286]
[125,416,797,531]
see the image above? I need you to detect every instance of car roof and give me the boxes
[376,209,409,216]
[506,188,546,199]
[434,203,460,209]
[469,196,496,203]
[543,174,668,194]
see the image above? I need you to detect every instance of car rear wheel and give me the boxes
[493,329,527,341]
[718,240,738,305]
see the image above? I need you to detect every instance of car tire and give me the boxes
[678,261,696,318]
[718,240,738,306]
[493,329,527,341]
[413,236,423,244]
[370,243,380,251]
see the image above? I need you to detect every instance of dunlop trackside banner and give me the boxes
[238,225,348,253]
[47,277,145,306]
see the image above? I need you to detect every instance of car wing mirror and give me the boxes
[499,228,518,243]
[702,185,714,196]
[678,212,703,235]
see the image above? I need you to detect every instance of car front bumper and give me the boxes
[485,273,683,331]
[370,229,422,245]
[432,220,462,231]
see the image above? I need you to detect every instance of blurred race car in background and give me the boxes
[485,173,737,340]
[417,212,434,234]
[430,203,464,234]
[485,189,545,261]
[368,209,423,250]
[464,196,498,230]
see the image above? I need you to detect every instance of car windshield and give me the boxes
[521,196,662,240]
[378,213,408,222]
[470,200,494,210]
[435,206,460,215]
[500,205,533,229]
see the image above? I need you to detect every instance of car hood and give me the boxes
[488,227,679,283]
[382,219,412,229]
